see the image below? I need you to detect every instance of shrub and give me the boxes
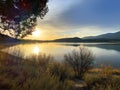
[64,47,94,79]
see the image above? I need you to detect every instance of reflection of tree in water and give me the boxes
[1,45,24,58]
[1,44,41,59]
[0,0,48,38]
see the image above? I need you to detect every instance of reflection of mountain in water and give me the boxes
[60,43,120,52]
[85,44,120,52]
[59,43,80,47]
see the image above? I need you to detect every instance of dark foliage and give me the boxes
[0,0,48,38]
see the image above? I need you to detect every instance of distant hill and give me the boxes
[52,31,120,42]
[53,37,82,42]
[0,34,18,43]
[83,31,120,40]
[1,31,120,43]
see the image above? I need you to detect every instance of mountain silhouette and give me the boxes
[0,31,120,43]
[53,37,82,42]
[83,31,120,40]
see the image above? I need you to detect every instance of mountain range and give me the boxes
[53,37,82,42]
[53,31,120,42]
[83,31,120,40]
[0,31,120,43]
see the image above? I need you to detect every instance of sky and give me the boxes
[27,0,120,40]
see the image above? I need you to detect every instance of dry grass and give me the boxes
[84,65,120,90]
[0,47,120,90]
[0,52,74,90]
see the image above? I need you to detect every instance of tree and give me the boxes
[64,47,94,79]
[0,0,48,38]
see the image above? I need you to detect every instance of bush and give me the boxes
[64,47,94,79]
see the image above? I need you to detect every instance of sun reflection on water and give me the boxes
[33,46,40,55]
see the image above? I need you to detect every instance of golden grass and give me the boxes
[0,52,75,90]
[0,49,120,90]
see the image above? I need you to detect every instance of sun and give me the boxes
[32,28,41,37]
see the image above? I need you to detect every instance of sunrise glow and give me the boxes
[32,28,41,37]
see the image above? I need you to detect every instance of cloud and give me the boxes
[36,0,120,40]
[43,0,120,28]
[58,0,120,27]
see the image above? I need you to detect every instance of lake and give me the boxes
[1,42,120,68]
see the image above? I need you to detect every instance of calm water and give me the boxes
[1,43,120,68]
